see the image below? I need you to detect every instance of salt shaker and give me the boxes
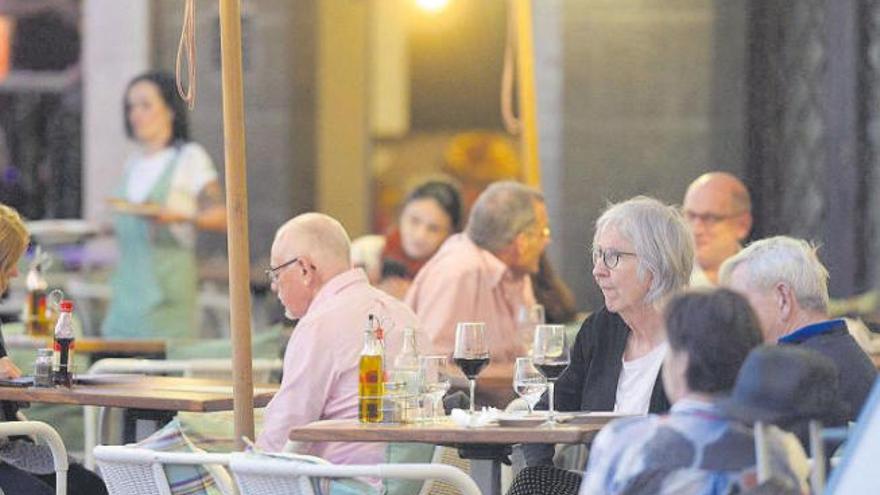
[34,348,53,387]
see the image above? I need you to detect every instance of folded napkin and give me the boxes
[450,407,500,428]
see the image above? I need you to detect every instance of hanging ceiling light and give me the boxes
[415,0,450,14]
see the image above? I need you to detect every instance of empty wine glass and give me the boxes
[453,322,490,414]
[532,324,570,426]
[513,357,547,414]
[517,304,546,352]
[419,355,450,422]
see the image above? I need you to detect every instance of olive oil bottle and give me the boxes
[359,314,384,423]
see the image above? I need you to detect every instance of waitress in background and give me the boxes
[102,71,226,339]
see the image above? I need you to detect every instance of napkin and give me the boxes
[450,407,500,428]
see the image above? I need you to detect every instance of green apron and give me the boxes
[102,149,198,339]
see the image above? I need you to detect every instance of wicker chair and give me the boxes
[0,421,69,495]
[229,452,481,495]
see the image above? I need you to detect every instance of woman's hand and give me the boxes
[0,357,22,379]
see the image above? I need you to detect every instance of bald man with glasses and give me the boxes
[257,212,419,486]
[682,172,753,286]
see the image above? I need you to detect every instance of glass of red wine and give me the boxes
[453,322,490,414]
[532,324,570,426]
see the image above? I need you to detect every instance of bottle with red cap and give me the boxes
[53,299,75,387]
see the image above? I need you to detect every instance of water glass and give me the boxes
[513,357,547,414]
[419,355,450,422]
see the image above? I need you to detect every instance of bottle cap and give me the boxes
[59,300,74,312]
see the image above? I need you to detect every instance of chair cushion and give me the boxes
[383,443,435,495]
[135,418,234,495]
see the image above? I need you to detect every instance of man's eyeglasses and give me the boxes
[526,225,552,240]
[265,257,299,284]
[591,247,636,269]
[683,210,744,226]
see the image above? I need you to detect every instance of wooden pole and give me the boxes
[218,0,255,449]
[515,0,541,187]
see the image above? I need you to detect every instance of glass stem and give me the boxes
[469,378,476,414]
[548,381,556,424]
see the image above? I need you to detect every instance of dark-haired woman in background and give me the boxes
[379,180,462,299]
[102,71,226,339]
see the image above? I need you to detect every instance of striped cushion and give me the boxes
[135,418,232,495]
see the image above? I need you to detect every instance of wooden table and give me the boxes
[0,375,276,412]
[287,418,603,445]
[5,334,166,357]
[289,417,612,495]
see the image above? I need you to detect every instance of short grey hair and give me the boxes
[466,181,545,252]
[718,236,829,312]
[594,196,694,305]
[275,212,352,271]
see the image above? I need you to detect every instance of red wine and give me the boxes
[536,363,568,380]
[454,357,490,379]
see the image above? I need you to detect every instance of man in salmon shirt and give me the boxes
[405,181,550,404]
[258,213,419,473]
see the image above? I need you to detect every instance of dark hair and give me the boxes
[664,288,763,394]
[402,180,463,232]
[123,71,190,145]
[532,253,577,324]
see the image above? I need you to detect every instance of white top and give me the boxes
[689,264,714,288]
[122,143,218,247]
[124,143,217,203]
[613,342,668,414]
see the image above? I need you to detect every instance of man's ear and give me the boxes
[513,231,529,257]
[297,255,315,284]
[775,282,794,321]
[734,213,753,242]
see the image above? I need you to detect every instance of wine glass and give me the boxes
[419,355,450,422]
[453,322,490,414]
[513,357,547,414]
[517,304,546,352]
[532,324,570,426]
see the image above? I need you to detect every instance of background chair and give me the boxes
[83,357,282,469]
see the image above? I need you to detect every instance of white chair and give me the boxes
[83,357,282,469]
[94,445,235,495]
[229,452,482,495]
[0,421,69,495]
[94,446,481,495]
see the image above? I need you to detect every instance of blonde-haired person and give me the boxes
[0,204,26,380]
[0,204,107,494]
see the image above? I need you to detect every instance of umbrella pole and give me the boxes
[218,0,255,449]
[515,0,541,187]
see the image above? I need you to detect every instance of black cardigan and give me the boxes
[553,307,670,413]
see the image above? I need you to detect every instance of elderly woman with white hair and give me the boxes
[519,196,693,478]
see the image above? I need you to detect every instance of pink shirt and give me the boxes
[405,234,534,370]
[257,268,420,465]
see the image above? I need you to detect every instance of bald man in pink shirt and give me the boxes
[405,182,551,393]
[257,213,419,468]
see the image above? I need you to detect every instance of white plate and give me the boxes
[496,411,635,427]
